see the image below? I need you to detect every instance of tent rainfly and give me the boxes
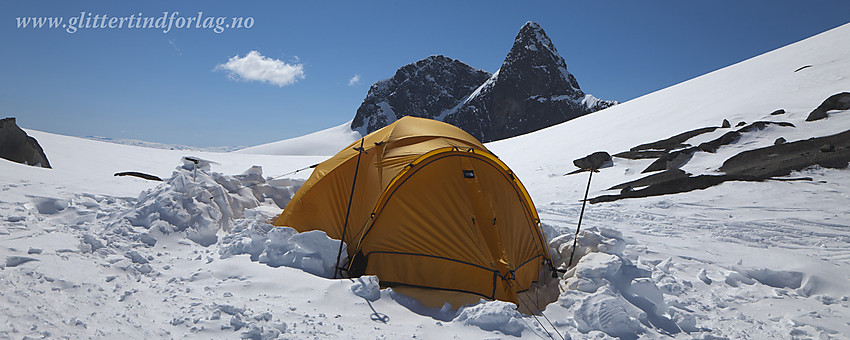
[274,116,553,304]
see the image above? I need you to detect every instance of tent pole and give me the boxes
[567,169,594,268]
[335,138,365,279]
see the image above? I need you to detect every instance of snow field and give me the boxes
[3,22,850,339]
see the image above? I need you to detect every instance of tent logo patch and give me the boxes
[463,169,475,178]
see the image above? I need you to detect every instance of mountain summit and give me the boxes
[351,22,616,142]
[350,55,491,135]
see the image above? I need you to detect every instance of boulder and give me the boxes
[0,117,51,168]
[573,151,612,171]
[806,92,850,122]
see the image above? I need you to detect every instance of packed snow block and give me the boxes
[350,276,381,301]
[806,92,850,121]
[219,220,274,261]
[564,253,622,293]
[574,286,645,338]
[258,227,345,278]
[125,250,149,264]
[453,300,526,337]
[573,151,612,170]
[6,256,38,267]
[122,160,299,247]
[745,268,803,289]
[80,233,106,253]
[0,117,51,168]
[31,196,70,214]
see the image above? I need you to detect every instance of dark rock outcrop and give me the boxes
[698,131,742,153]
[351,22,616,142]
[770,109,786,116]
[642,147,699,173]
[350,55,491,134]
[720,128,850,177]
[444,22,616,142]
[806,92,850,121]
[630,126,719,152]
[573,151,612,171]
[737,121,795,133]
[595,128,850,204]
[612,150,668,160]
[0,117,51,168]
[607,169,689,191]
[699,121,795,153]
[114,171,163,181]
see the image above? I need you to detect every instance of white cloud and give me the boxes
[348,74,361,86]
[215,51,304,87]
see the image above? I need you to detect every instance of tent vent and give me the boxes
[463,170,475,178]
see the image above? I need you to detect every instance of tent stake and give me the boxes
[334,138,365,279]
[567,169,594,268]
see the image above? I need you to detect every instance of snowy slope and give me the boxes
[234,121,361,156]
[2,23,850,339]
[487,21,850,338]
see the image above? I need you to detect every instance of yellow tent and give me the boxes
[275,116,552,304]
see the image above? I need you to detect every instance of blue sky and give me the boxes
[3,0,850,147]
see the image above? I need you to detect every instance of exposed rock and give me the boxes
[445,22,617,142]
[805,92,850,121]
[0,117,51,168]
[642,147,699,173]
[737,121,795,133]
[593,174,730,204]
[350,55,491,134]
[736,121,747,127]
[630,126,718,152]
[794,65,812,72]
[595,127,849,204]
[699,121,794,153]
[114,171,163,181]
[770,109,786,115]
[775,137,786,145]
[720,128,850,177]
[608,169,689,191]
[351,22,616,142]
[699,132,741,153]
[721,119,731,128]
[573,151,612,171]
[612,150,668,160]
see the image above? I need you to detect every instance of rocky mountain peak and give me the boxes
[351,22,617,141]
[350,55,491,135]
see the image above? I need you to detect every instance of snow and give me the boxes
[3,22,850,339]
[439,68,501,120]
[234,120,361,156]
